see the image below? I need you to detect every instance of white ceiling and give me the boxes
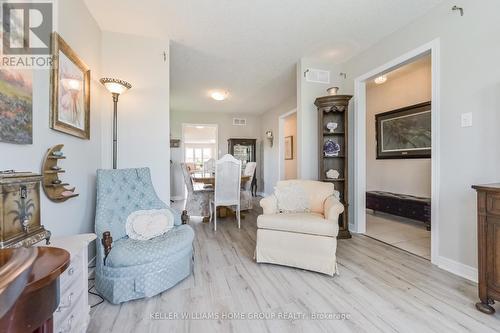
[84,0,444,114]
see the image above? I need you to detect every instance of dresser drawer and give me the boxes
[487,193,500,216]
[41,234,95,331]
[54,285,84,332]
[59,252,83,293]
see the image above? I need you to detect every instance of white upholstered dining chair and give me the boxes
[181,163,212,217]
[241,162,257,210]
[203,158,216,175]
[210,154,242,231]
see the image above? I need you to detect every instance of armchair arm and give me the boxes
[101,231,113,265]
[324,196,344,222]
[260,195,278,214]
[181,210,189,224]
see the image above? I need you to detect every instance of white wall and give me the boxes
[366,56,431,197]
[0,0,102,237]
[259,99,297,195]
[283,112,297,180]
[342,0,500,271]
[297,59,344,179]
[100,32,171,203]
[170,111,261,199]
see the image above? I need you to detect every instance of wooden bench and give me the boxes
[366,191,431,230]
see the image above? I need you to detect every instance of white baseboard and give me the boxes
[170,196,184,201]
[435,255,478,283]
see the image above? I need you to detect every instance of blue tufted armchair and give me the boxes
[94,168,194,304]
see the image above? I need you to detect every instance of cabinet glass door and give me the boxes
[233,144,253,170]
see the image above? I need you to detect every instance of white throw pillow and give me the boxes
[125,209,174,240]
[274,183,311,214]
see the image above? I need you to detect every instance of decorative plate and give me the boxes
[326,122,338,133]
[324,139,340,157]
[326,169,340,179]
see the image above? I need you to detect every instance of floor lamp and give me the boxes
[100,78,132,169]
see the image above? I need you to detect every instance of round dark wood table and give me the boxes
[0,247,70,333]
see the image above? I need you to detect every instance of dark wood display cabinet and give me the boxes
[314,95,353,239]
[228,138,257,194]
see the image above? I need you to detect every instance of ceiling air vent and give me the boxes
[305,68,330,84]
[233,118,247,126]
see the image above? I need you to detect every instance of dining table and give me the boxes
[191,172,251,186]
[190,172,252,222]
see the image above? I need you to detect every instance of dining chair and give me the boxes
[241,162,257,210]
[202,158,216,190]
[210,154,242,231]
[203,158,216,175]
[181,163,212,217]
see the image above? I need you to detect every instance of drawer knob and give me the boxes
[68,267,75,275]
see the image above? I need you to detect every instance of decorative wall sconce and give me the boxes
[452,5,464,16]
[265,130,274,147]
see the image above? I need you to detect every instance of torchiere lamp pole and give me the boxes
[99,78,132,169]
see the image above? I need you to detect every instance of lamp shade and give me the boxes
[100,77,132,95]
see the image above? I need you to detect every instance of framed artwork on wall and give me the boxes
[285,136,293,160]
[0,69,33,144]
[376,101,431,159]
[50,32,90,139]
[170,139,181,148]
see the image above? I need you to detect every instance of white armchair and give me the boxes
[256,180,344,276]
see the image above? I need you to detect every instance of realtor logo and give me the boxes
[2,1,52,54]
[1,1,53,67]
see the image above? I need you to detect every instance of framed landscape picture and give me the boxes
[50,32,90,139]
[0,69,33,144]
[285,136,293,160]
[376,101,431,159]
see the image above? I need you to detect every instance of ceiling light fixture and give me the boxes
[210,91,228,101]
[374,75,387,85]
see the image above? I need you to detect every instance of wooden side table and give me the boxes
[472,183,500,314]
[0,247,70,332]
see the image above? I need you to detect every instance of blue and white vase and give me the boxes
[324,139,340,157]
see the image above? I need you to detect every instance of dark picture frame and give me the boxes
[376,101,431,159]
[285,136,293,160]
[50,32,91,139]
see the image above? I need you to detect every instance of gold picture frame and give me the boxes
[50,32,90,139]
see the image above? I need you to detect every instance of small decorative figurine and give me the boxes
[327,87,339,95]
[326,122,338,133]
[326,169,340,179]
[323,139,341,157]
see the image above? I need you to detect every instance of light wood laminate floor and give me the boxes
[366,210,431,260]
[88,201,500,333]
